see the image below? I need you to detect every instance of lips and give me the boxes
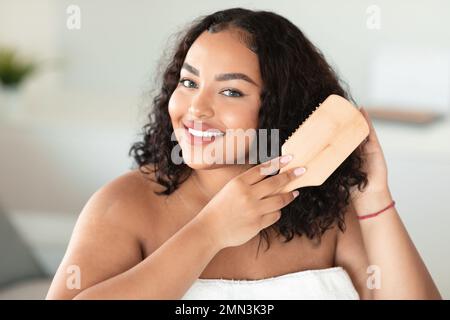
[182,120,225,134]
[181,120,225,145]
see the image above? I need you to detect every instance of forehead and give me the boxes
[183,30,261,84]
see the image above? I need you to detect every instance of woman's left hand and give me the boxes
[350,108,392,205]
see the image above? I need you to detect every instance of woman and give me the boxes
[46,8,441,299]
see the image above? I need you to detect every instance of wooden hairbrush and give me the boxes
[278,94,369,193]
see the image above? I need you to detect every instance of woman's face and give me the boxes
[168,29,263,169]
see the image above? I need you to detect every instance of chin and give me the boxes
[183,161,220,170]
[180,151,227,170]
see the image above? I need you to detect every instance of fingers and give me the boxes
[360,107,374,130]
[259,211,282,230]
[239,154,294,185]
[251,166,306,199]
[360,107,381,144]
[258,190,299,215]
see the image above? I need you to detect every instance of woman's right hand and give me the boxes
[195,155,306,249]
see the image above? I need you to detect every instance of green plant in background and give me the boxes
[0,47,37,88]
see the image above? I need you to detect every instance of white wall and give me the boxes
[2,0,449,102]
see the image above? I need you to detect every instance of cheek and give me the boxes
[168,89,189,120]
[219,99,260,130]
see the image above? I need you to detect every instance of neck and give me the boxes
[192,164,253,200]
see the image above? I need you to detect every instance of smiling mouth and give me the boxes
[182,124,225,145]
[186,126,225,138]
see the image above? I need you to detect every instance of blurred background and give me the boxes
[0,0,449,299]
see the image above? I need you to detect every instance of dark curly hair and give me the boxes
[129,7,368,253]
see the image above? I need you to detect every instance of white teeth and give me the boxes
[188,127,225,138]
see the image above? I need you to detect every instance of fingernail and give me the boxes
[294,167,306,176]
[280,154,293,164]
[292,190,299,197]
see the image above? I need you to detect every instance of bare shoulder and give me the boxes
[46,166,163,299]
[78,167,160,226]
[101,164,162,199]
[88,165,171,239]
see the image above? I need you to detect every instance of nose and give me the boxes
[188,91,214,119]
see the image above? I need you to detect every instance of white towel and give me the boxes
[181,266,359,300]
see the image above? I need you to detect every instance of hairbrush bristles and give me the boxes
[285,103,322,143]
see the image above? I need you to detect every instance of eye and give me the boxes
[221,89,244,98]
[179,78,198,89]
[179,78,244,98]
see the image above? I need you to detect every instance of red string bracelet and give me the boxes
[357,200,396,220]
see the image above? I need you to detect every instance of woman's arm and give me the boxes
[72,215,219,300]
[353,189,441,299]
[334,204,373,300]
[349,108,441,299]
[46,175,221,300]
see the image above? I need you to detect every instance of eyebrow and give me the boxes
[182,62,258,86]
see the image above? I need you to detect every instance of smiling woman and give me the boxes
[45,7,441,300]
[131,8,367,249]
[132,7,370,297]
